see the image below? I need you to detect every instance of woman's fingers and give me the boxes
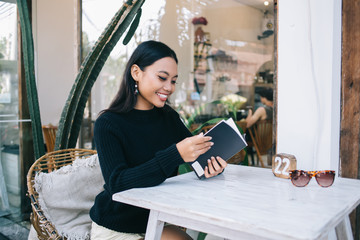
[205,163,216,178]
[212,157,222,171]
[192,133,212,145]
[195,145,211,156]
[196,140,213,151]
[189,133,213,153]
[177,134,212,162]
[216,157,227,168]
[176,133,216,163]
[204,156,227,178]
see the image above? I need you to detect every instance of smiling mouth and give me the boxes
[156,92,169,101]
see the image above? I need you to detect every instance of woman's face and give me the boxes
[133,57,178,110]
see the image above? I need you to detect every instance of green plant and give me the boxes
[55,0,145,150]
[190,117,224,135]
[177,100,222,129]
[17,0,45,159]
[220,93,247,121]
[178,93,247,132]
[17,0,146,156]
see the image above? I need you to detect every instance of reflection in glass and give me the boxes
[81,0,274,164]
[0,2,22,214]
[170,0,275,132]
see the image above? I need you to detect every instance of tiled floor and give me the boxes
[0,210,30,240]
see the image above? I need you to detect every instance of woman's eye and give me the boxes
[171,80,177,84]
[158,76,166,81]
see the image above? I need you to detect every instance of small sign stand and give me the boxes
[272,153,297,179]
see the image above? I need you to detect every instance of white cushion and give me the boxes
[34,154,104,240]
[28,225,39,240]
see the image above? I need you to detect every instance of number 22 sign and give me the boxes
[272,153,297,179]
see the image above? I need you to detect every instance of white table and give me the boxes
[113,165,360,240]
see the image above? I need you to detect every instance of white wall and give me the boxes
[277,0,341,171]
[32,0,79,125]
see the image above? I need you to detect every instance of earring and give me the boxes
[134,82,139,95]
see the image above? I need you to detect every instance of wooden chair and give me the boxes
[42,124,58,152]
[27,149,97,240]
[236,120,247,133]
[248,119,272,168]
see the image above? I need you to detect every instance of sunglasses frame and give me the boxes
[289,170,335,187]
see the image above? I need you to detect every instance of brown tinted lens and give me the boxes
[291,171,311,187]
[315,171,335,187]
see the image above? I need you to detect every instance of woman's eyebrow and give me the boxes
[158,71,169,75]
[158,71,178,78]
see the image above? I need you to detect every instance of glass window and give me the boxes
[0,1,23,215]
[82,0,274,160]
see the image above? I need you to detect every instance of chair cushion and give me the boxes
[34,154,104,240]
[28,225,39,240]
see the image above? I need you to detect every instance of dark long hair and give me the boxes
[103,40,178,114]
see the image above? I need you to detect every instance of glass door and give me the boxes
[0,1,31,217]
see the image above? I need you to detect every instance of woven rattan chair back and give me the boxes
[27,148,97,240]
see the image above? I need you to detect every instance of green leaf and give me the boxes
[55,0,146,150]
[191,118,224,135]
[182,100,222,129]
[178,163,193,175]
[17,0,45,159]
[123,8,142,45]
[197,232,207,240]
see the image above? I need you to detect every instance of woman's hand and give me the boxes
[176,133,213,163]
[204,156,227,178]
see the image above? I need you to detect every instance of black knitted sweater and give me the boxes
[89,105,191,233]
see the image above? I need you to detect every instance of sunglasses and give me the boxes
[289,170,335,187]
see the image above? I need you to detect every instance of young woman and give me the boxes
[90,40,227,240]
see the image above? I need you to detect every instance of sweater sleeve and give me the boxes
[94,116,185,195]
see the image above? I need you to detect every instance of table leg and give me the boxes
[335,215,353,240]
[145,210,164,240]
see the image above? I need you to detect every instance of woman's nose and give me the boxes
[163,81,172,91]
